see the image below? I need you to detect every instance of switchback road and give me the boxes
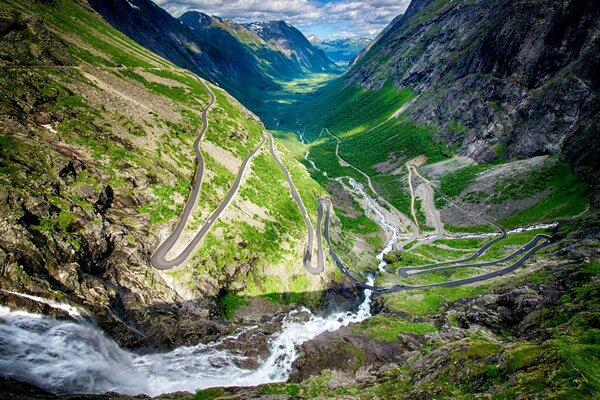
[151,74,324,274]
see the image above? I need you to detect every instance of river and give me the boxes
[0,277,374,396]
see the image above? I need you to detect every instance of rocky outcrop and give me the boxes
[0,7,75,66]
[289,324,408,382]
[346,0,600,173]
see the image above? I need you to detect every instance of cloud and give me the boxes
[153,0,411,38]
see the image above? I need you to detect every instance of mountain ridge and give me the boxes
[87,0,339,116]
[243,20,338,73]
[344,0,600,172]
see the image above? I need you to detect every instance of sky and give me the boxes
[154,0,412,39]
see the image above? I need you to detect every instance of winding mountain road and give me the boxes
[398,166,507,272]
[268,134,325,274]
[320,196,553,292]
[313,142,552,292]
[151,74,324,274]
[150,72,553,293]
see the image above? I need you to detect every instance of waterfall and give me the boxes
[0,279,374,396]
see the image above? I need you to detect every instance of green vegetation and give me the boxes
[498,161,590,227]
[1,0,338,304]
[218,292,250,319]
[335,200,379,235]
[438,157,589,228]
[381,285,490,317]
[440,163,492,197]
[7,0,170,69]
[138,180,189,225]
[297,80,414,138]
[117,69,208,110]
[193,388,228,400]
[357,315,437,340]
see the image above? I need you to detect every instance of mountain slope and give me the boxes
[346,0,600,170]
[0,0,338,349]
[244,21,338,73]
[87,0,278,113]
[87,0,339,117]
[293,0,598,224]
[178,11,309,80]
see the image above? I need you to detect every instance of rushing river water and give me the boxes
[346,178,400,271]
[0,277,374,396]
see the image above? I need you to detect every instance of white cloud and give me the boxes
[153,0,411,38]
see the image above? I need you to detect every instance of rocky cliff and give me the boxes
[345,0,599,176]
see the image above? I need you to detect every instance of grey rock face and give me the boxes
[346,0,600,172]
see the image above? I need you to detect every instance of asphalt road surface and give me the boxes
[320,190,553,293]
[268,134,324,274]
[151,74,324,274]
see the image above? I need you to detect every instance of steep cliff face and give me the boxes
[346,0,600,171]
[0,0,336,349]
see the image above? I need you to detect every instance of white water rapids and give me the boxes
[0,278,374,396]
[346,178,400,271]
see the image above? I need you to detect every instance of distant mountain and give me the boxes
[178,11,307,80]
[244,21,338,73]
[308,36,371,65]
[87,0,338,114]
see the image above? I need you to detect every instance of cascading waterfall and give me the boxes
[338,177,400,271]
[0,278,374,396]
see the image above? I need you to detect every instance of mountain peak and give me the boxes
[307,34,321,44]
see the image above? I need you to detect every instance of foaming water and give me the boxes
[342,178,399,271]
[0,280,374,396]
[0,289,87,319]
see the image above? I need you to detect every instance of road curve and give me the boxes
[151,76,215,269]
[151,133,266,269]
[396,166,507,273]
[320,195,553,293]
[149,72,326,273]
[407,165,420,233]
[268,134,324,275]
[397,234,552,276]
